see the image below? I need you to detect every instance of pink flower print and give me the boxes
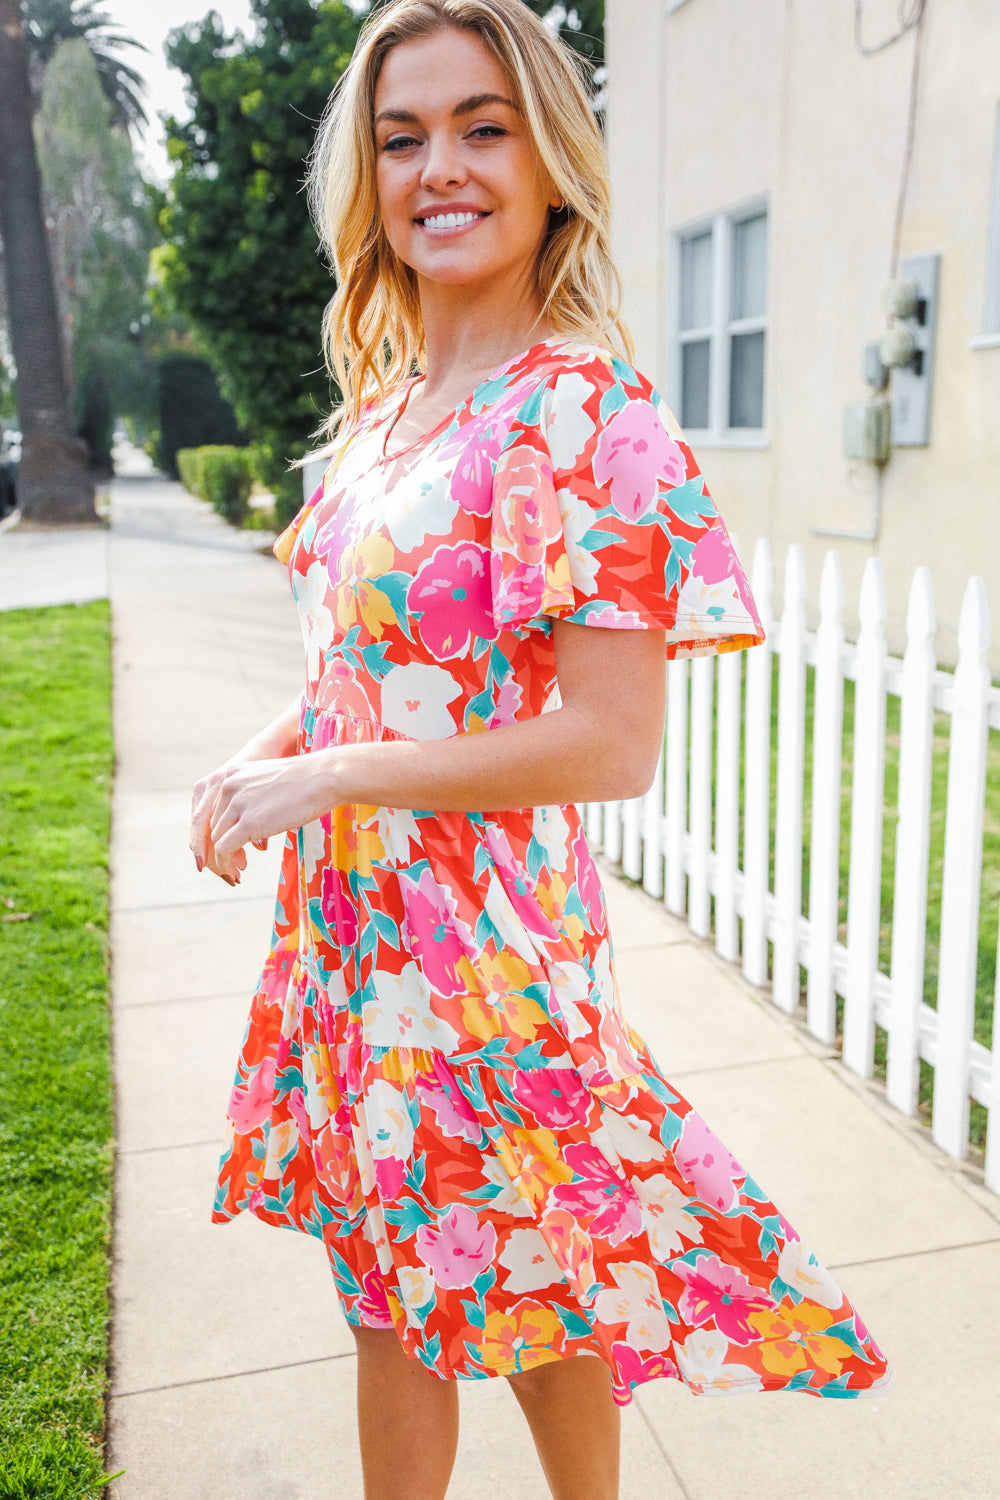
[414,1204,498,1289]
[416,1056,483,1144]
[229,1057,276,1133]
[552,1143,644,1246]
[374,1154,406,1200]
[409,542,497,659]
[674,1252,774,1345]
[484,825,560,940]
[286,1086,312,1147]
[400,867,475,997]
[321,864,359,947]
[356,1264,394,1328]
[491,555,546,627]
[610,1341,678,1404]
[449,431,502,516]
[675,1111,745,1213]
[572,827,604,925]
[689,525,761,626]
[593,401,687,521]
[485,674,523,728]
[510,1068,592,1129]
[492,444,561,567]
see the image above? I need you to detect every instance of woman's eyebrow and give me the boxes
[374,93,517,127]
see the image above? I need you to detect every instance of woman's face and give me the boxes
[373,27,559,300]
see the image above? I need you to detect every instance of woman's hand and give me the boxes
[190,696,304,884]
[207,753,334,865]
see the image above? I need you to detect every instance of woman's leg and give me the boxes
[506,1354,621,1500]
[351,1325,460,1500]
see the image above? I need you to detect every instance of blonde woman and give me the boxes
[190,3,893,1496]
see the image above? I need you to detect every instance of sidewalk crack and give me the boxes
[112,1350,357,1400]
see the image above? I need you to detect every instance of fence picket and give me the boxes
[602,799,622,865]
[688,656,715,938]
[986,914,1000,1194]
[773,546,807,1013]
[743,540,774,987]
[886,568,936,1115]
[585,798,603,852]
[664,657,689,915]
[932,577,990,1160]
[642,742,665,899]
[715,647,742,961]
[807,552,846,1043]
[621,793,643,882]
[843,559,888,1077]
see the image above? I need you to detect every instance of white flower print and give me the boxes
[293,560,336,681]
[591,1109,662,1165]
[497,1228,564,1293]
[675,1329,763,1395]
[556,485,600,595]
[593,1261,673,1351]
[364,1079,414,1162]
[530,803,572,873]
[363,962,461,1054]
[544,372,597,470]
[479,1154,535,1219]
[380,663,462,739]
[373,806,421,866]
[546,959,593,1040]
[776,1239,843,1310]
[634,1173,705,1259]
[383,462,459,554]
[397,1264,436,1325]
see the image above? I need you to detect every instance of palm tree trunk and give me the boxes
[0,0,95,524]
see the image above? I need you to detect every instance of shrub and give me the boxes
[175,447,206,499]
[199,445,255,526]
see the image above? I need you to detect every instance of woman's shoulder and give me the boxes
[505,338,676,439]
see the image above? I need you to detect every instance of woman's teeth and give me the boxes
[421,211,483,229]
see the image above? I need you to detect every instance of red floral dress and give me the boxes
[213,340,893,1403]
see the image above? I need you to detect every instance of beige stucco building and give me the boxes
[605,0,1000,667]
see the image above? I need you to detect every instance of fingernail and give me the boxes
[195,856,203,872]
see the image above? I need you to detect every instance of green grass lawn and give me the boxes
[0,603,116,1500]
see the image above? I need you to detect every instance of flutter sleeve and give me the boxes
[489,350,764,659]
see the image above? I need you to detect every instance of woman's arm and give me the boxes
[207,623,666,864]
[190,695,302,882]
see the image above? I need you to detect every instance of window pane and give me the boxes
[681,339,710,428]
[731,213,768,321]
[680,232,713,330]
[729,330,765,428]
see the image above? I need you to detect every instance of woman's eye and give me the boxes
[382,134,419,152]
[469,125,507,141]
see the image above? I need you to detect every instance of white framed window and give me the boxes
[971,101,1000,348]
[670,201,769,444]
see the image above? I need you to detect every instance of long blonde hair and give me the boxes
[307,0,634,436]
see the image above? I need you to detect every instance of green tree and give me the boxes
[526,2,605,72]
[160,0,364,523]
[34,38,157,470]
[0,0,95,522]
[24,0,149,132]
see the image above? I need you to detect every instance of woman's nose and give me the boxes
[420,132,467,192]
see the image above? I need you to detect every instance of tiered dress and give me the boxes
[214,339,894,1403]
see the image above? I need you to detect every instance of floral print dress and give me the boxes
[214,339,893,1403]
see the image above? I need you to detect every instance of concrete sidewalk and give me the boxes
[21,471,1000,1496]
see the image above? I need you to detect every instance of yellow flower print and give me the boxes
[496,1126,575,1211]
[481,1298,565,1374]
[748,1302,848,1380]
[330,802,385,877]
[335,534,398,639]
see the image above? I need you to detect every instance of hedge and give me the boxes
[176,445,256,527]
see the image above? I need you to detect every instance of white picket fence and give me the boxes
[586,539,1000,1193]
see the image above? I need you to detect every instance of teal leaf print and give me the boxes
[473,840,493,882]
[384,1197,435,1241]
[556,1306,595,1341]
[599,383,629,423]
[371,907,401,949]
[823,1316,874,1361]
[662,476,717,524]
[461,1297,487,1330]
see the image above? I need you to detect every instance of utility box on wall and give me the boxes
[890,252,940,446]
[844,399,891,463]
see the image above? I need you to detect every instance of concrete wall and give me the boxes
[606,0,1000,666]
